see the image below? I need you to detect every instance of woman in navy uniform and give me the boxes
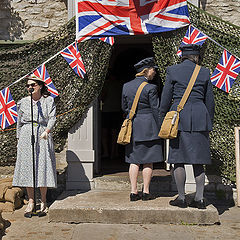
[159,44,215,209]
[122,57,163,201]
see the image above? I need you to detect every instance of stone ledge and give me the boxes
[49,190,220,225]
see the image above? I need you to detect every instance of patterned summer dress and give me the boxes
[12,96,57,188]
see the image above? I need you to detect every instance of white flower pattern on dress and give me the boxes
[12,96,57,188]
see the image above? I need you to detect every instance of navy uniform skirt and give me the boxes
[168,131,211,165]
[125,139,163,164]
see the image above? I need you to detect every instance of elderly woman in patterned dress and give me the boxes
[12,75,57,216]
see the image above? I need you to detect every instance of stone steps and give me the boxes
[92,170,236,204]
[93,174,175,192]
[48,190,220,225]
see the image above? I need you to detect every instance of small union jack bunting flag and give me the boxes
[99,37,115,46]
[0,87,18,129]
[211,50,240,93]
[61,42,86,79]
[32,64,59,98]
[177,25,208,56]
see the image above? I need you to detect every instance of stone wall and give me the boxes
[0,0,239,41]
[200,0,240,27]
[0,0,68,40]
[0,0,11,40]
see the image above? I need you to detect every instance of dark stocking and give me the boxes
[173,163,186,200]
[193,164,205,201]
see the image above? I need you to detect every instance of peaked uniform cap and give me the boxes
[134,57,158,73]
[180,44,201,56]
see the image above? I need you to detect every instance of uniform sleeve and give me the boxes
[204,73,215,124]
[148,85,160,128]
[16,100,23,139]
[121,84,128,114]
[46,97,56,131]
[159,68,174,125]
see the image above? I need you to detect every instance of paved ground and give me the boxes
[1,202,240,240]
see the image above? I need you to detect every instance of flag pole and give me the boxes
[235,127,240,207]
[75,0,78,42]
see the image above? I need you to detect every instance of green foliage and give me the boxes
[0,18,112,165]
[152,3,240,181]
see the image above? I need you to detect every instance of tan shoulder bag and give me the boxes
[117,82,148,145]
[159,64,201,139]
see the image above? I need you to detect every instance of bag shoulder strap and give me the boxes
[177,64,201,112]
[129,82,148,120]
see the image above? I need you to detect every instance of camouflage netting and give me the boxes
[0,3,239,182]
[0,18,112,165]
[152,3,240,182]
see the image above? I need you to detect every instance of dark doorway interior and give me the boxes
[99,35,164,175]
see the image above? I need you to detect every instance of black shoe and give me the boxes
[189,199,206,209]
[130,193,141,201]
[142,192,155,201]
[169,197,187,208]
[24,212,32,218]
[38,212,47,217]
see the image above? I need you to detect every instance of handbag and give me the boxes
[117,82,148,145]
[159,64,201,139]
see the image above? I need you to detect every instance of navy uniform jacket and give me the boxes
[122,76,160,142]
[159,59,215,132]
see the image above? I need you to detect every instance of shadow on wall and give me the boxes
[60,0,68,8]
[66,150,92,192]
[0,0,25,41]
[200,0,207,11]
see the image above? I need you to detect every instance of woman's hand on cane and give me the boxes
[40,129,50,140]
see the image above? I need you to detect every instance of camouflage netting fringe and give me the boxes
[0,18,112,165]
[0,3,239,182]
[152,3,240,181]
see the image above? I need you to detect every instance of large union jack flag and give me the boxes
[61,42,86,78]
[32,64,59,98]
[0,88,18,129]
[177,25,208,56]
[76,0,190,41]
[211,50,240,93]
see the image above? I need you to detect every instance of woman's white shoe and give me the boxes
[40,202,48,213]
[25,202,34,213]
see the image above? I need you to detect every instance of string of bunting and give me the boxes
[0,37,114,130]
[1,24,240,130]
[177,24,240,93]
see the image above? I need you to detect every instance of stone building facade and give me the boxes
[0,0,68,40]
[0,0,239,191]
[0,0,240,41]
[200,0,240,27]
